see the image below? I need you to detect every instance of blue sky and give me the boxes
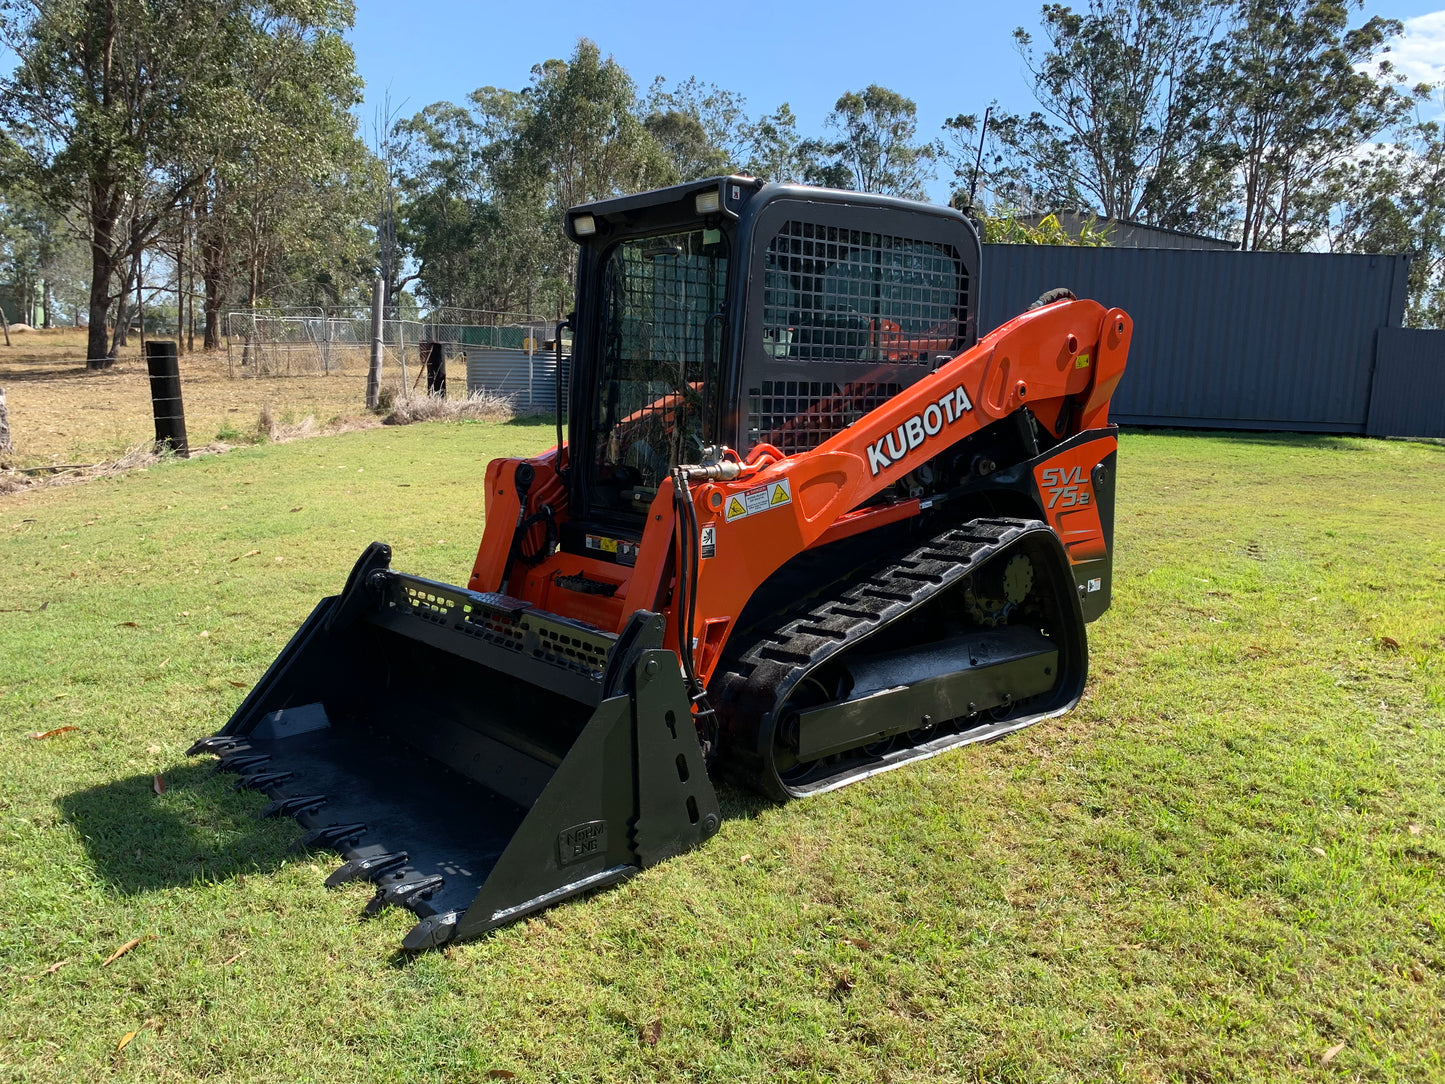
[349,0,1445,203]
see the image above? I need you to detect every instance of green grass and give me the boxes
[1,426,1442,1083]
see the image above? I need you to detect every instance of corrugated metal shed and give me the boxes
[463,347,570,415]
[1368,329,1445,439]
[981,245,1409,433]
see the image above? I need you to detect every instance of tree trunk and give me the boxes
[176,206,186,355]
[203,272,222,349]
[367,276,384,410]
[111,249,142,355]
[201,236,225,350]
[42,280,53,329]
[85,250,115,369]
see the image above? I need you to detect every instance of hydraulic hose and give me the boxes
[500,462,556,594]
[671,468,718,756]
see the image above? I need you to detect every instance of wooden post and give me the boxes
[145,341,189,457]
[397,305,408,396]
[367,277,383,410]
[0,386,13,457]
[422,341,446,396]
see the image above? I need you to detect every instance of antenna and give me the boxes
[969,106,992,208]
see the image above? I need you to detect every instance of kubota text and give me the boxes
[867,385,974,475]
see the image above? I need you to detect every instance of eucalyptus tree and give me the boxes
[393,91,551,313]
[643,77,753,182]
[815,86,934,197]
[1218,0,1416,250]
[948,0,1231,230]
[745,104,808,183]
[397,40,673,316]
[0,0,361,366]
[1327,110,1445,325]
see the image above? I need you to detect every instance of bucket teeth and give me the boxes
[213,753,270,775]
[258,793,328,818]
[187,735,241,756]
[364,874,445,917]
[325,851,410,888]
[402,912,458,952]
[234,769,294,791]
[295,822,368,852]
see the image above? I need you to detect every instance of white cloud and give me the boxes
[1386,10,1445,91]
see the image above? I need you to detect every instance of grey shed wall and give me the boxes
[980,245,1410,434]
[1367,328,1445,439]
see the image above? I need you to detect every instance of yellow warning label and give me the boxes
[724,478,792,522]
[1074,353,1091,369]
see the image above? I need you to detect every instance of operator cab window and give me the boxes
[588,228,729,514]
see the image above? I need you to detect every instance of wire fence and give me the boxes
[224,307,557,384]
[2,307,570,469]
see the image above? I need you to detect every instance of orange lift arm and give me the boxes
[470,299,1132,685]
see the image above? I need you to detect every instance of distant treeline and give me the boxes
[1,0,1441,368]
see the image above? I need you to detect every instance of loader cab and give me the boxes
[561,178,981,553]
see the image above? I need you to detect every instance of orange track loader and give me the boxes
[189,178,1131,950]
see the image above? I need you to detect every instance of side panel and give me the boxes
[1030,434,1118,622]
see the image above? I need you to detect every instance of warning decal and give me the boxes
[723,478,792,522]
[699,525,716,558]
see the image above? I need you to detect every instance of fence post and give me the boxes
[0,385,13,457]
[398,313,409,396]
[145,341,189,457]
[367,277,383,410]
[422,341,446,396]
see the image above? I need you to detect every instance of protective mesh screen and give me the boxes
[762,221,966,363]
[747,380,905,455]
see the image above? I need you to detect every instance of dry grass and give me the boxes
[0,439,250,496]
[383,389,515,425]
[0,328,430,467]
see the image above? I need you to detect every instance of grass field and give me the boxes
[1,424,1442,1083]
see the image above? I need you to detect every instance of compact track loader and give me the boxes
[189,178,1131,950]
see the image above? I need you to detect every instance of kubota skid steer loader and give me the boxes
[189,178,1131,950]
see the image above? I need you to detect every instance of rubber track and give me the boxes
[715,517,1046,796]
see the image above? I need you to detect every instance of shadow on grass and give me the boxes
[505,412,558,428]
[62,755,775,960]
[57,761,298,894]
